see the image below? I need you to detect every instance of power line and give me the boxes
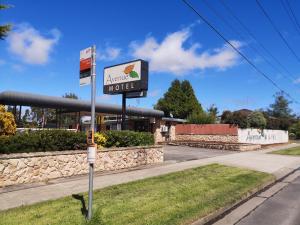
[181,0,299,104]
[256,0,300,64]
[285,0,300,34]
[219,0,297,80]
[202,0,295,82]
[280,0,300,35]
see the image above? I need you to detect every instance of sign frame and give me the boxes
[103,59,148,95]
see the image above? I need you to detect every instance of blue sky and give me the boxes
[1,0,300,115]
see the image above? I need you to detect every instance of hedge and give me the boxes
[0,130,155,154]
[102,130,154,148]
[0,130,87,154]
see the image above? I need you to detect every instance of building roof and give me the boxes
[162,117,186,123]
[0,91,165,118]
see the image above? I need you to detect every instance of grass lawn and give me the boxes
[0,164,273,225]
[270,146,300,156]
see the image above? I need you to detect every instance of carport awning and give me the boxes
[0,91,165,118]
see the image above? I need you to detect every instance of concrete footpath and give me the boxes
[1,143,300,211]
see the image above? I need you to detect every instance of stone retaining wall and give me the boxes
[176,134,238,143]
[173,142,261,151]
[0,146,163,187]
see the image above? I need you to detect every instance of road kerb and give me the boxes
[190,166,300,225]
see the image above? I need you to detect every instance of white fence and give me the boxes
[238,128,288,145]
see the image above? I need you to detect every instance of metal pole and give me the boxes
[122,93,126,130]
[88,45,96,220]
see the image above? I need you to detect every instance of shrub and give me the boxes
[0,130,87,154]
[102,130,154,148]
[247,111,266,129]
[221,110,233,124]
[187,111,215,124]
[265,116,292,130]
[0,130,155,154]
[94,132,107,148]
[289,133,296,140]
[0,105,16,136]
[231,111,248,128]
[220,110,249,128]
[289,121,300,139]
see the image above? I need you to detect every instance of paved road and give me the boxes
[164,145,235,162]
[237,175,300,225]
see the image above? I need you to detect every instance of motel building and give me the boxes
[0,91,185,143]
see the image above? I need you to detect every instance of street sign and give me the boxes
[103,59,148,94]
[80,47,92,86]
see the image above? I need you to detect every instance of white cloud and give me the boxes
[130,28,242,75]
[7,24,61,64]
[294,78,300,84]
[98,47,121,61]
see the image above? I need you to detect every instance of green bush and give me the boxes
[0,130,87,154]
[0,130,155,154]
[289,121,300,139]
[220,110,249,128]
[247,111,266,129]
[102,130,154,148]
[187,111,215,124]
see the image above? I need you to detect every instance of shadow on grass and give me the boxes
[72,194,106,225]
[72,194,88,217]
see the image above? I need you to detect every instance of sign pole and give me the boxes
[87,45,96,220]
[121,93,126,130]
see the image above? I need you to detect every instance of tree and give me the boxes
[63,92,78,99]
[268,91,293,119]
[247,111,266,129]
[207,104,218,123]
[181,80,202,115]
[0,4,11,40]
[155,79,202,119]
[0,105,16,135]
[187,111,215,124]
[220,110,249,128]
[221,110,233,124]
[231,111,248,128]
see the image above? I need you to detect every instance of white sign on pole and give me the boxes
[80,47,92,86]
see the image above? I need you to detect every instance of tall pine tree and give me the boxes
[155,79,202,119]
[268,91,293,119]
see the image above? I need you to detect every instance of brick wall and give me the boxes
[176,124,238,135]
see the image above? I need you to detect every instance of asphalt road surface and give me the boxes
[164,145,235,162]
[237,175,300,225]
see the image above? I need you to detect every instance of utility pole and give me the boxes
[87,45,96,220]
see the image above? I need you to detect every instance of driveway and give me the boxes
[164,145,235,162]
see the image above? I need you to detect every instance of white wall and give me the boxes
[238,128,288,144]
